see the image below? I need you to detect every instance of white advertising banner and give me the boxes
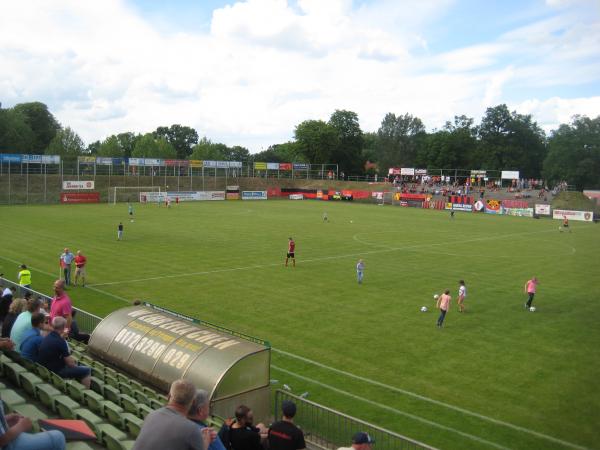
[503,207,534,217]
[400,168,415,176]
[241,191,268,200]
[534,204,551,215]
[289,194,304,200]
[141,191,225,202]
[552,209,594,222]
[501,170,520,179]
[267,163,279,170]
[62,180,95,190]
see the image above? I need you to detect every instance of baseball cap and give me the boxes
[281,400,296,418]
[352,432,375,445]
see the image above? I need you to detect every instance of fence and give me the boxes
[274,390,436,450]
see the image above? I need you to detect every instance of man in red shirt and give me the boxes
[285,237,296,267]
[50,279,73,332]
[73,250,87,287]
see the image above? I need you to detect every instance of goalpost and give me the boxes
[108,186,162,205]
[379,191,395,206]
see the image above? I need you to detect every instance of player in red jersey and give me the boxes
[285,237,296,267]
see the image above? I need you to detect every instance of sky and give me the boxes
[1,0,599,152]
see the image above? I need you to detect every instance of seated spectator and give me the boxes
[11,296,42,352]
[39,298,50,316]
[133,379,214,450]
[0,400,66,450]
[0,287,16,324]
[20,312,46,362]
[38,317,91,388]
[1,298,27,338]
[338,432,375,450]
[268,400,305,450]
[229,405,266,450]
[68,310,90,345]
[188,389,225,450]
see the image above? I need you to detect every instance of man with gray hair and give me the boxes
[188,390,224,450]
[134,379,215,450]
[37,316,91,388]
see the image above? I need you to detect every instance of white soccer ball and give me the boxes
[529,307,536,312]
[350,220,353,223]
[420,306,428,312]
[433,294,439,300]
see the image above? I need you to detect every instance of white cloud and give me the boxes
[513,96,600,132]
[0,0,598,152]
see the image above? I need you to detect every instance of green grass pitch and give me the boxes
[0,200,598,450]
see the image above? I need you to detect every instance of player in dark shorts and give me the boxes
[285,237,296,267]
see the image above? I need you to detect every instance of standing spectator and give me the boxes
[0,287,16,324]
[73,251,87,287]
[1,298,27,338]
[524,277,539,310]
[337,432,375,450]
[268,400,305,450]
[68,310,90,345]
[356,259,365,285]
[133,379,214,450]
[436,290,451,328]
[59,248,75,286]
[10,296,42,352]
[117,222,124,240]
[20,312,46,362]
[0,399,66,450]
[457,280,467,313]
[37,317,91,388]
[229,405,266,450]
[285,238,296,268]
[17,264,32,294]
[50,280,72,330]
[188,390,224,450]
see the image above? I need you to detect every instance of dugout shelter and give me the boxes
[88,304,271,421]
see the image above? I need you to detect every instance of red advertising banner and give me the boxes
[60,192,100,203]
[279,163,292,170]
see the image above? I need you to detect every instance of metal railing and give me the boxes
[0,277,102,334]
[274,390,437,450]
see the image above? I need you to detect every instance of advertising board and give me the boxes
[485,199,502,214]
[242,191,268,200]
[141,191,225,202]
[267,162,279,170]
[446,203,473,212]
[63,180,95,190]
[289,194,304,200]
[552,209,594,222]
[501,170,520,179]
[60,192,100,203]
[400,168,415,176]
[503,207,534,217]
[534,204,551,215]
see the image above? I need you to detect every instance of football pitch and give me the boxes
[0,200,599,450]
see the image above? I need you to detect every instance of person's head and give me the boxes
[289,237,292,241]
[77,250,81,256]
[132,299,142,306]
[64,248,69,253]
[31,312,46,329]
[351,432,375,450]
[54,279,65,295]
[26,297,41,313]
[24,292,32,300]
[459,280,465,286]
[9,298,26,315]
[168,379,197,411]
[188,389,210,420]
[20,264,27,270]
[52,316,67,332]
[532,277,537,282]
[281,400,296,419]
[235,405,253,426]
[444,289,450,295]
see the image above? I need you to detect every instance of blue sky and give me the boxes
[1,0,598,151]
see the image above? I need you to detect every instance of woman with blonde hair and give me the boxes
[2,297,27,338]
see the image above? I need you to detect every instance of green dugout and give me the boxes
[88,305,271,421]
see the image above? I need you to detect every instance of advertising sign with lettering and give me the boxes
[241,191,268,200]
[267,162,279,170]
[552,209,594,222]
[534,204,551,215]
[400,168,415,176]
[63,181,95,190]
[501,170,520,179]
[279,163,292,171]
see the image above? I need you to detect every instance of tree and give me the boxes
[190,137,229,160]
[328,110,365,174]
[46,127,84,156]
[543,115,600,189]
[416,115,477,169]
[294,120,338,164]
[476,104,546,176]
[12,102,60,152]
[376,113,425,173]
[132,133,177,159]
[155,125,199,159]
[97,136,124,157]
[0,108,36,153]
[115,132,140,158]
[253,142,303,163]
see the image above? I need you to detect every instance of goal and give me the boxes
[379,191,395,206]
[108,186,162,204]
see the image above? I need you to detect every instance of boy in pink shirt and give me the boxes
[525,277,539,309]
[436,289,451,328]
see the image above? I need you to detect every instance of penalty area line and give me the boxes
[271,364,512,450]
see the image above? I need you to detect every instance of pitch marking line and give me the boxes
[272,349,586,450]
[89,228,557,287]
[271,365,512,450]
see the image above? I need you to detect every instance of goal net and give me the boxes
[379,191,395,206]
[108,186,162,204]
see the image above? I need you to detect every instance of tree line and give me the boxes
[0,101,598,189]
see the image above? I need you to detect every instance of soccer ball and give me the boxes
[350,220,353,223]
[433,294,439,300]
[529,307,536,312]
[559,226,562,232]
[420,306,428,312]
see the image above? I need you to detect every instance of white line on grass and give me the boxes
[88,228,557,287]
[272,349,587,450]
[271,364,513,450]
